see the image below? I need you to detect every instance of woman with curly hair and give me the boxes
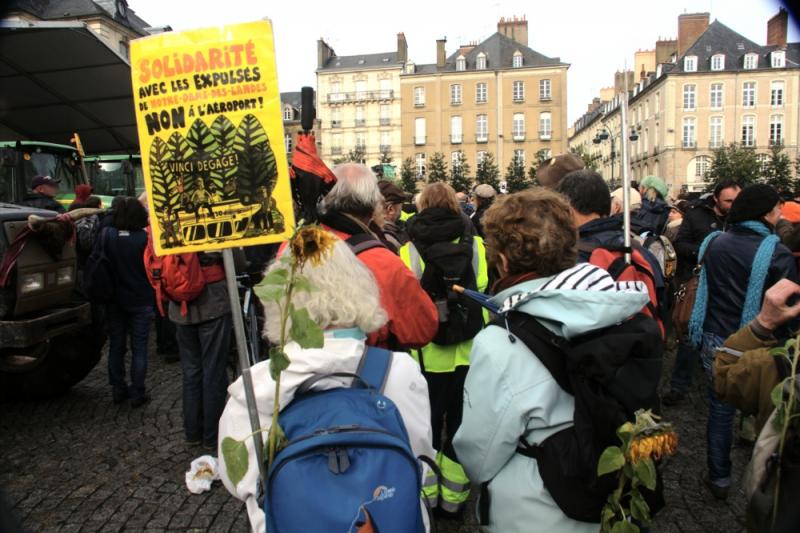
[453,189,651,532]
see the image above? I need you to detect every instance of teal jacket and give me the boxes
[453,266,649,532]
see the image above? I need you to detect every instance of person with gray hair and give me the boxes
[318,163,438,350]
[217,234,436,532]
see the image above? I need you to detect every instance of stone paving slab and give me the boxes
[0,337,749,532]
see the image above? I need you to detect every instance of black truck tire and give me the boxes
[0,323,106,401]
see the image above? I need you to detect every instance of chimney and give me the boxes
[397,32,408,63]
[436,38,447,68]
[655,38,677,65]
[767,8,788,47]
[497,15,528,47]
[678,13,709,56]
[317,39,335,69]
[614,70,634,93]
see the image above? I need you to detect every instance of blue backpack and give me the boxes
[264,347,426,533]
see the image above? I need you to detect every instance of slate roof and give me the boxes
[676,20,799,72]
[318,51,401,71]
[281,91,302,110]
[8,0,151,36]
[409,31,565,75]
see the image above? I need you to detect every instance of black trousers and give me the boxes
[422,365,468,461]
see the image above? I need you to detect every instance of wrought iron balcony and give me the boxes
[326,90,395,104]
[475,134,488,143]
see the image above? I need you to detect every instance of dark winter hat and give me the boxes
[727,184,781,224]
[378,180,411,204]
[535,153,585,188]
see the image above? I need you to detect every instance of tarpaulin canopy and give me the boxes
[0,20,139,154]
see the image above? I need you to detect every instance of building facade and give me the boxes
[400,17,569,180]
[315,35,406,168]
[570,10,799,195]
[280,92,321,165]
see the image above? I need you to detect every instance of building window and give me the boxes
[771,81,784,107]
[285,133,292,154]
[456,55,466,72]
[355,105,365,127]
[476,151,487,165]
[512,51,523,68]
[709,116,724,149]
[684,55,697,72]
[355,80,367,100]
[452,151,463,170]
[695,155,711,178]
[710,54,725,71]
[744,53,758,70]
[512,113,525,140]
[655,92,660,113]
[332,133,342,155]
[451,116,463,144]
[380,104,391,126]
[644,99,650,119]
[415,153,426,177]
[476,82,487,104]
[380,131,391,152]
[771,50,785,68]
[682,117,696,148]
[476,53,487,70]
[770,115,783,146]
[450,84,462,105]
[757,153,769,173]
[741,115,755,147]
[415,117,426,145]
[710,83,724,110]
[539,112,552,139]
[355,133,366,152]
[330,81,343,103]
[414,86,425,106]
[513,149,525,167]
[512,80,525,102]
[283,106,292,120]
[743,82,756,107]
[683,84,696,111]
[539,79,551,101]
[476,114,488,142]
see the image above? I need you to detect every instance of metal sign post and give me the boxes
[619,89,633,264]
[222,248,267,490]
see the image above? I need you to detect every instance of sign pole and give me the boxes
[620,88,632,264]
[222,248,267,490]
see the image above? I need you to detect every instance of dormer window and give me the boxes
[476,52,487,70]
[283,106,293,120]
[684,55,697,72]
[512,51,523,68]
[405,62,415,74]
[456,55,466,71]
[711,54,725,71]
[771,50,786,68]
[744,53,758,70]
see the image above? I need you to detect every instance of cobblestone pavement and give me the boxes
[1,338,750,532]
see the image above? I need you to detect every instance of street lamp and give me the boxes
[592,126,639,189]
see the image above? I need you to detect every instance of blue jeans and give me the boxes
[107,304,153,400]
[669,341,698,394]
[700,331,736,487]
[176,314,231,446]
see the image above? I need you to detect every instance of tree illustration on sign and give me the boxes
[234,113,278,205]
[210,115,239,201]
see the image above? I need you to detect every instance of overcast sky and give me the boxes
[128,0,798,126]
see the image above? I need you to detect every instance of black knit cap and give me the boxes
[727,183,780,224]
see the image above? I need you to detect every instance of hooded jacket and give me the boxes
[673,199,725,281]
[453,264,649,532]
[631,197,670,236]
[218,333,436,533]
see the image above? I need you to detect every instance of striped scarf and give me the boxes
[687,221,779,348]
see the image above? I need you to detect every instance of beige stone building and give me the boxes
[5,0,159,60]
[400,17,569,179]
[280,92,321,165]
[570,10,799,195]
[316,35,407,168]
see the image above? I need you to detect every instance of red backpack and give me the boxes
[579,242,665,338]
[143,228,225,316]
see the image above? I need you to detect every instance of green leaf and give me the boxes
[601,505,616,531]
[772,382,785,409]
[254,285,285,303]
[616,421,635,446]
[629,489,652,524]
[633,457,657,491]
[610,520,639,533]
[289,307,324,349]
[598,446,626,476]
[260,268,289,287]
[293,275,314,293]
[269,346,290,381]
[773,404,786,431]
[221,437,249,487]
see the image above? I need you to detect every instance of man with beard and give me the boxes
[662,179,741,406]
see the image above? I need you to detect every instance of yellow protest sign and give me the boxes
[130,20,294,255]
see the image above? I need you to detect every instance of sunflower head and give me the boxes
[627,426,678,463]
[290,226,337,267]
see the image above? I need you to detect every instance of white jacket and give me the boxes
[218,332,435,532]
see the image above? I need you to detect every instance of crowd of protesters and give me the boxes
[15,150,800,532]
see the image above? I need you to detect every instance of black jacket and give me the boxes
[703,225,797,338]
[19,193,65,213]
[104,227,154,310]
[673,201,724,281]
[631,198,670,237]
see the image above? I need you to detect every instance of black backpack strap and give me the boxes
[345,233,386,255]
